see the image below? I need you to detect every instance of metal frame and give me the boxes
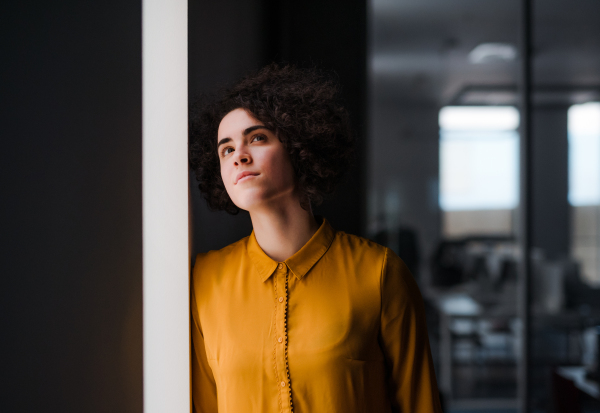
[518,0,534,411]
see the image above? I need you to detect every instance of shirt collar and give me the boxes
[247,216,336,283]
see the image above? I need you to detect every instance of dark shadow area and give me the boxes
[1,1,143,412]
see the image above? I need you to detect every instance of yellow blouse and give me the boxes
[191,217,442,413]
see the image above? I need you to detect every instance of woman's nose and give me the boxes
[234,152,251,166]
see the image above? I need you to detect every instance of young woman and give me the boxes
[188,64,442,413]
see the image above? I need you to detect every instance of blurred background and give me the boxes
[2,0,599,412]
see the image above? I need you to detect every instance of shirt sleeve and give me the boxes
[191,271,218,413]
[379,247,442,413]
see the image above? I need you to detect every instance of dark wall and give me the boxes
[189,0,367,256]
[188,0,267,256]
[277,0,367,237]
[1,2,143,412]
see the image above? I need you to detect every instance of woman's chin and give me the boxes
[231,196,266,213]
[230,185,298,213]
[233,198,283,214]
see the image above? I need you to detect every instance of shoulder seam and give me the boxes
[195,235,250,262]
[337,231,388,251]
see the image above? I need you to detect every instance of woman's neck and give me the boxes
[250,197,320,262]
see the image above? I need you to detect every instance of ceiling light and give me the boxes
[468,43,517,64]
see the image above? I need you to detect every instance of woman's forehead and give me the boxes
[217,108,262,139]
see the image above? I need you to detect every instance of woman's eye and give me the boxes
[252,134,265,142]
[223,147,234,156]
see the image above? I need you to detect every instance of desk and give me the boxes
[437,293,481,396]
[434,292,517,395]
[556,366,599,400]
[430,288,518,406]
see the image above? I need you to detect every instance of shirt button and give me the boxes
[281,381,286,387]
[278,263,284,270]
[278,337,283,343]
[278,297,284,303]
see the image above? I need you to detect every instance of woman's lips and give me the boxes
[235,172,260,184]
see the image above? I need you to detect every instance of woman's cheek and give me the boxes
[221,168,234,199]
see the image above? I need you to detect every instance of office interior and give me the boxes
[2,0,599,412]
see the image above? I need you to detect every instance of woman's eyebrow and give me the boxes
[243,125,271,136]
[217,137,232,149]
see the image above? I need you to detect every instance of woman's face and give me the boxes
[217,108,296,212]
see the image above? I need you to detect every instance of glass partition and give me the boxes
[527,1,600,409]
[369,0,521,410]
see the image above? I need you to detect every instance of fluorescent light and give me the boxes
[439,106,520,131]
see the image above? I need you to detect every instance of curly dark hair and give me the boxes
[188,63,355,214]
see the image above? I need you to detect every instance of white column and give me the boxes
[142,0,189,412]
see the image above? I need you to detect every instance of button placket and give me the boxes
[273,264,293,413]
